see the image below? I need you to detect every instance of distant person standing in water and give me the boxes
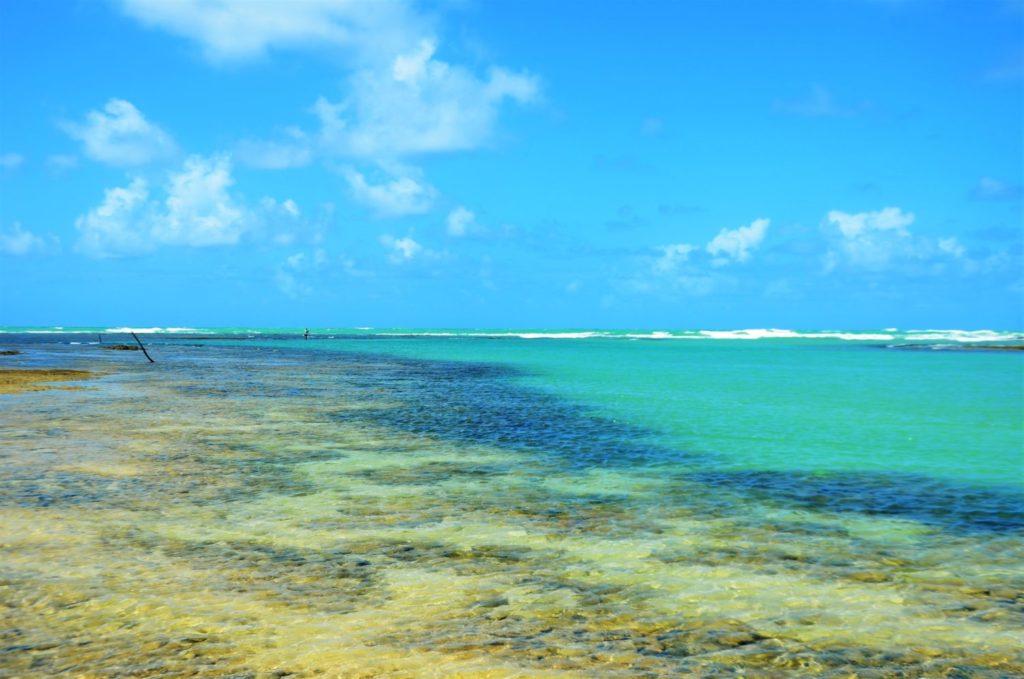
[304,328,310,340]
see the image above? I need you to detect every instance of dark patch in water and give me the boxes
[301,349,1024,537]
[884,343,1024,353]
[149,538,382,613]
[6,334,1020,537]
[0,471,157,509]
[326,355,664,469]
[692,469,1024,534]
[150,341,1024,538]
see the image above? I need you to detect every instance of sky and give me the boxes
[0,0,1022,329]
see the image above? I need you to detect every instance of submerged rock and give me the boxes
[0,369,95,394]
[102,344,141,351]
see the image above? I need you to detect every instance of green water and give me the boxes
[238,335,1023,488]
[0,330,1021,677]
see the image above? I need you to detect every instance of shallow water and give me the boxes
[1,334,1022,677]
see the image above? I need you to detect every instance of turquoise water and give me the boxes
[273,334,1023,488]
[1,328,1022,676]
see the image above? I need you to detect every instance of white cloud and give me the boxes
[119,0,423,64]
[379,234,423,263]
[827,207,913,239]
[75,155,273,257]
[259,196,301,219]
[311,96,347,149]
[485,65,541,103]
[125,0,535,156]
[259,196,305,245]
[0,223,58,256]
[706,218,769,265]
[341,256,369,277]
[344,166,436,217]
[824,207,966,271]
[63,99,176,166]
[0,153,24,170]
[633,220,772,296]
[825,207,914,270]
[276,247,330,297]
[120,0,540,223]
[653,243,697,273]
[234,129,313,169]
[320,39,539,159]
[446,206,476,237]
[938,237,966,259]
[284,248,327,271]
[152,155,247,246]
[75,177,152,257]
[392,38,434,83]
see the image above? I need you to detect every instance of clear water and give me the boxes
[1,329,1021,677]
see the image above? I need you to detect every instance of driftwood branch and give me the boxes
[131,332,155,363]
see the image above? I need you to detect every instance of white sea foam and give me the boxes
[804,332,896,341]
[699,329,796,340]
[696,329,897,341]
[378,331,601,339]
[8,326,1019,343]
[623,331,681,340]
[512,332,599,339]
[378,331,457,337]
[904,329,1023,342]
[104,327,210,334]
[364,329,921,341]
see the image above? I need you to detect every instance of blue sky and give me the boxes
[1,0,1021,329]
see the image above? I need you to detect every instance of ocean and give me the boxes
[1,328,1022,676]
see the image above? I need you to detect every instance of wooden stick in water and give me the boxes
[131,332,155,363]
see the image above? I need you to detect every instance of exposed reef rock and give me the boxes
[0,369,95,394]
[888,343,1024,352]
